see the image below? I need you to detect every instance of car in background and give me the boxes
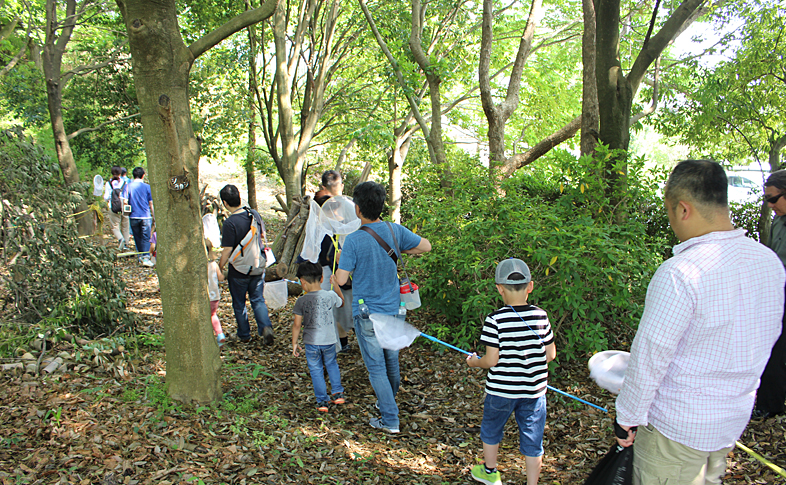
[727,171,763,205]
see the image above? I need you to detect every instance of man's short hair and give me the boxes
[120,167,128,176]
[132,167,145,179]
[220,184,241,207]
[296,261,323,283]
[353,181,386,221]
[321,170,343,189]
[111,166,122,177]
[765,170,786,192]
[664,160,728,211]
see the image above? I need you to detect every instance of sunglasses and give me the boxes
[765,193,785,204]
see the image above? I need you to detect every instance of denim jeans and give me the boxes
[354,314,400,429]
[129,217,152,261]
[480,393,546,457]
[305,344,344,403]
[228,274,273,340]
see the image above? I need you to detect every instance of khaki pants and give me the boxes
[633,425,731,485]
[108,210,130,245]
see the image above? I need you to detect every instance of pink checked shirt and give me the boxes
[616,229,785,452]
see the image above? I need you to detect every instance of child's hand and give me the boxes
[292,344,302,357]
[466,352,479,367]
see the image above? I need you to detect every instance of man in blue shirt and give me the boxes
[335,181,431,433]
[123,167,155,267]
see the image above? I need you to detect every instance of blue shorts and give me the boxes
[480,393,546,457]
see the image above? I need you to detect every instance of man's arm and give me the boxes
[402,237,431,255]
[330,275,345,307]
[334,268,350,286]
[149,201,155,220]
[615,266,693,430]
[219,247,232,272]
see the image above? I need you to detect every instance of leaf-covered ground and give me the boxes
[0,253,784,484]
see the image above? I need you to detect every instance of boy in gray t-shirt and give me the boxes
[292,262,346,412]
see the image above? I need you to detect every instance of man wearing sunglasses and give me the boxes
[614,160,784,484]
[754,170,786,419]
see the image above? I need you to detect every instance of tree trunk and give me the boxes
[387,134,411,224]
[594,0,705,197]
[409,0,452,189]
[581,0,598,156]
[246,120,258,211]
[116,0,278,403]
[273,2,301,206]
[117,0,220,403]
[479,0,542,184]
[42,0,93,236]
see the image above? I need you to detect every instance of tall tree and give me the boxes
[593,0,711,194]
[116,0,278,403]
[261,0,361,206]
[655,1,786,243]
[478,0,582,182]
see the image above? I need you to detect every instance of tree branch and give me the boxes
[630,57,659,125]
[501,115,581,177]
[67,113,140,140]
[189,0,279,60]
[357,0,430,140]
[627,0,704,96]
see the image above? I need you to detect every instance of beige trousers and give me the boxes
[633,424,732,485]
[107,210,130,245]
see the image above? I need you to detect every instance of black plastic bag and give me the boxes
[583,444,634,485]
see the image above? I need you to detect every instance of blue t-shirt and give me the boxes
[338,221,421,316]
[123,179,152,218]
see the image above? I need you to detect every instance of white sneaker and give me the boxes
[141,259,155,267]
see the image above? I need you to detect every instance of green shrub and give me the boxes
[403,148,667,361]
[730,200,762,242]
[0,127,136,343]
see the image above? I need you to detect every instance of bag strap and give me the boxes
[384,221,413,289]
[359,226,398,264]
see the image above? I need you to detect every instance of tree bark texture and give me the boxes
[387,133,411,224]
[479,0,542,183]
[270,0,342,207]
[409,0,452,189]
[116,0,278,403]
[580,0,598,156]
[594,0,703,197]
[43,0,94,236]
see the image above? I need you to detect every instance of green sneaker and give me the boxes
[470,464,501,485]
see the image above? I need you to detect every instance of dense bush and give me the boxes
[0,127,136,341]
[403,148,669,361]
[730,200,763,242]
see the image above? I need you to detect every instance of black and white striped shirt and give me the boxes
[480,304,554,399]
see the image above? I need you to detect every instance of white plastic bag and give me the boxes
[588,350,630,394]
[263,280,288,310]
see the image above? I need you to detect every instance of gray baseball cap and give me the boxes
[495,258,531,285]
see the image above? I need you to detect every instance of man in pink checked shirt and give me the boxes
[614,160,785,485]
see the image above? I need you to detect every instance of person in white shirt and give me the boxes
[614,160,785,484]
[102,166,130,250]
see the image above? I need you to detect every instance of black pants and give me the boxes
[757,297,786,415]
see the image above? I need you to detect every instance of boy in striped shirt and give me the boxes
[467,258,556,485]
